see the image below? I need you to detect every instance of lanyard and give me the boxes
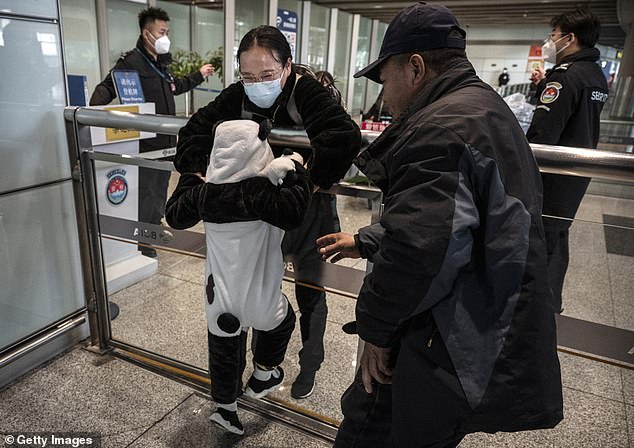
[135,48,175,85]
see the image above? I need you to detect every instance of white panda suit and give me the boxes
[203,120,301,337]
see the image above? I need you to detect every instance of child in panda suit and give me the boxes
[165,119,311,435]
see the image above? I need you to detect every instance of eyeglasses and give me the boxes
[239,67,283,84]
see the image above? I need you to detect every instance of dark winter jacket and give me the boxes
[90,37,204,152]
[165,161,312,231]
[173,71,361,189]
[528,47,607,148]
[527,47,608,228]
[354,58,563,432]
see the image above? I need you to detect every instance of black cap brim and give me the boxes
[353,54,390,84]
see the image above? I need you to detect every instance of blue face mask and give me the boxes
[243,77,283,109]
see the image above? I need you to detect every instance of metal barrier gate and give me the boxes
[64,106,634,442]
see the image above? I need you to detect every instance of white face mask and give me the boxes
[243,77,283,109]
[154,35,171,55]
[542,34,570,64]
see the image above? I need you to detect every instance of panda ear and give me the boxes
[258,119,273,141]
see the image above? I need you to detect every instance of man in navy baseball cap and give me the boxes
[354,2,466,83]
[323,2,563,448]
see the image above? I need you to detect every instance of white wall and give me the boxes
[465,24,549,87]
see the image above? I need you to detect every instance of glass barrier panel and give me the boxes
[92,157,374,423]
[106,0,141,68]
[0,0,57,19]
[62,99,634,446]
[560,182,634,331]
[156,0,192,116]
[307,3,329,72]
[0,18,68,193]
[193,6,224,109]
[0,182,84,351]
[333,10,352,102]
[598,121,634,152]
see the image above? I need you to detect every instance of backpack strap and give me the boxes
[240,97,253,119]
[286,74,303,126]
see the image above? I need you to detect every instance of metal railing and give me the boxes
[64,107,634,183]
[63,106,634,441]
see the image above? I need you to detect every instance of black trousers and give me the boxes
[541,173,590,312]
[334,313,471,448]
[282,192,339,374]
[543,226,569,312]
[208,299,296,405]
[138,166,171,225]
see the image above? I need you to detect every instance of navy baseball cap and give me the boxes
[354,2,466,83]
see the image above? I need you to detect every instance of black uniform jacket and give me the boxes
[165,161,312,231]
[527,48,608,226]
[90,37,204,152]
[354,58,563,432]
[173,71,361,189]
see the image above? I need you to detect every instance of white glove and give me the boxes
[265,153,303,186]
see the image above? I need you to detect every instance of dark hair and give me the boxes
[551,8,600,48]
[315,70,335,85]
[315,71,343,105]
[237,25,292,68]
[138,7,170,31]
[294,63,315,78]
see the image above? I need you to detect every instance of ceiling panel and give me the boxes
[164,0,625,47]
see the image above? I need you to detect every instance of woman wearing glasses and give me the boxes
[172,25,361,431]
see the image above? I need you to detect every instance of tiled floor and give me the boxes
[1,191,632,447]
[0,347,330,448]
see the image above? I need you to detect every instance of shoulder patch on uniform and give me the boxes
[540,82,562,104]
[554,63,571,71]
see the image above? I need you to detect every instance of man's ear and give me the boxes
[409,53,426,87]
[567,32,576,46]
[142,28,155,44]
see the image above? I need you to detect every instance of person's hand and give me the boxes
[316,232,360,262]
[199,64,215,78]
[265,153,303,186]
[266,156,296,186]
[530,66,545,85]
[359,341,392,394]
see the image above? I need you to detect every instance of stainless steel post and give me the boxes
[64,107,111,349]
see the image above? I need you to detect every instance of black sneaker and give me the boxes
[244,366,284,399]
[342,321,357,335]
[139,245,157,258]
[210,408,244,435]
[291,370,316,399]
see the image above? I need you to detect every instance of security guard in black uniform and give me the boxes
[90,7,214,257]
[527,8,608,312]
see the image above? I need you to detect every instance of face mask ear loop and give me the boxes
[555,34,572,57]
